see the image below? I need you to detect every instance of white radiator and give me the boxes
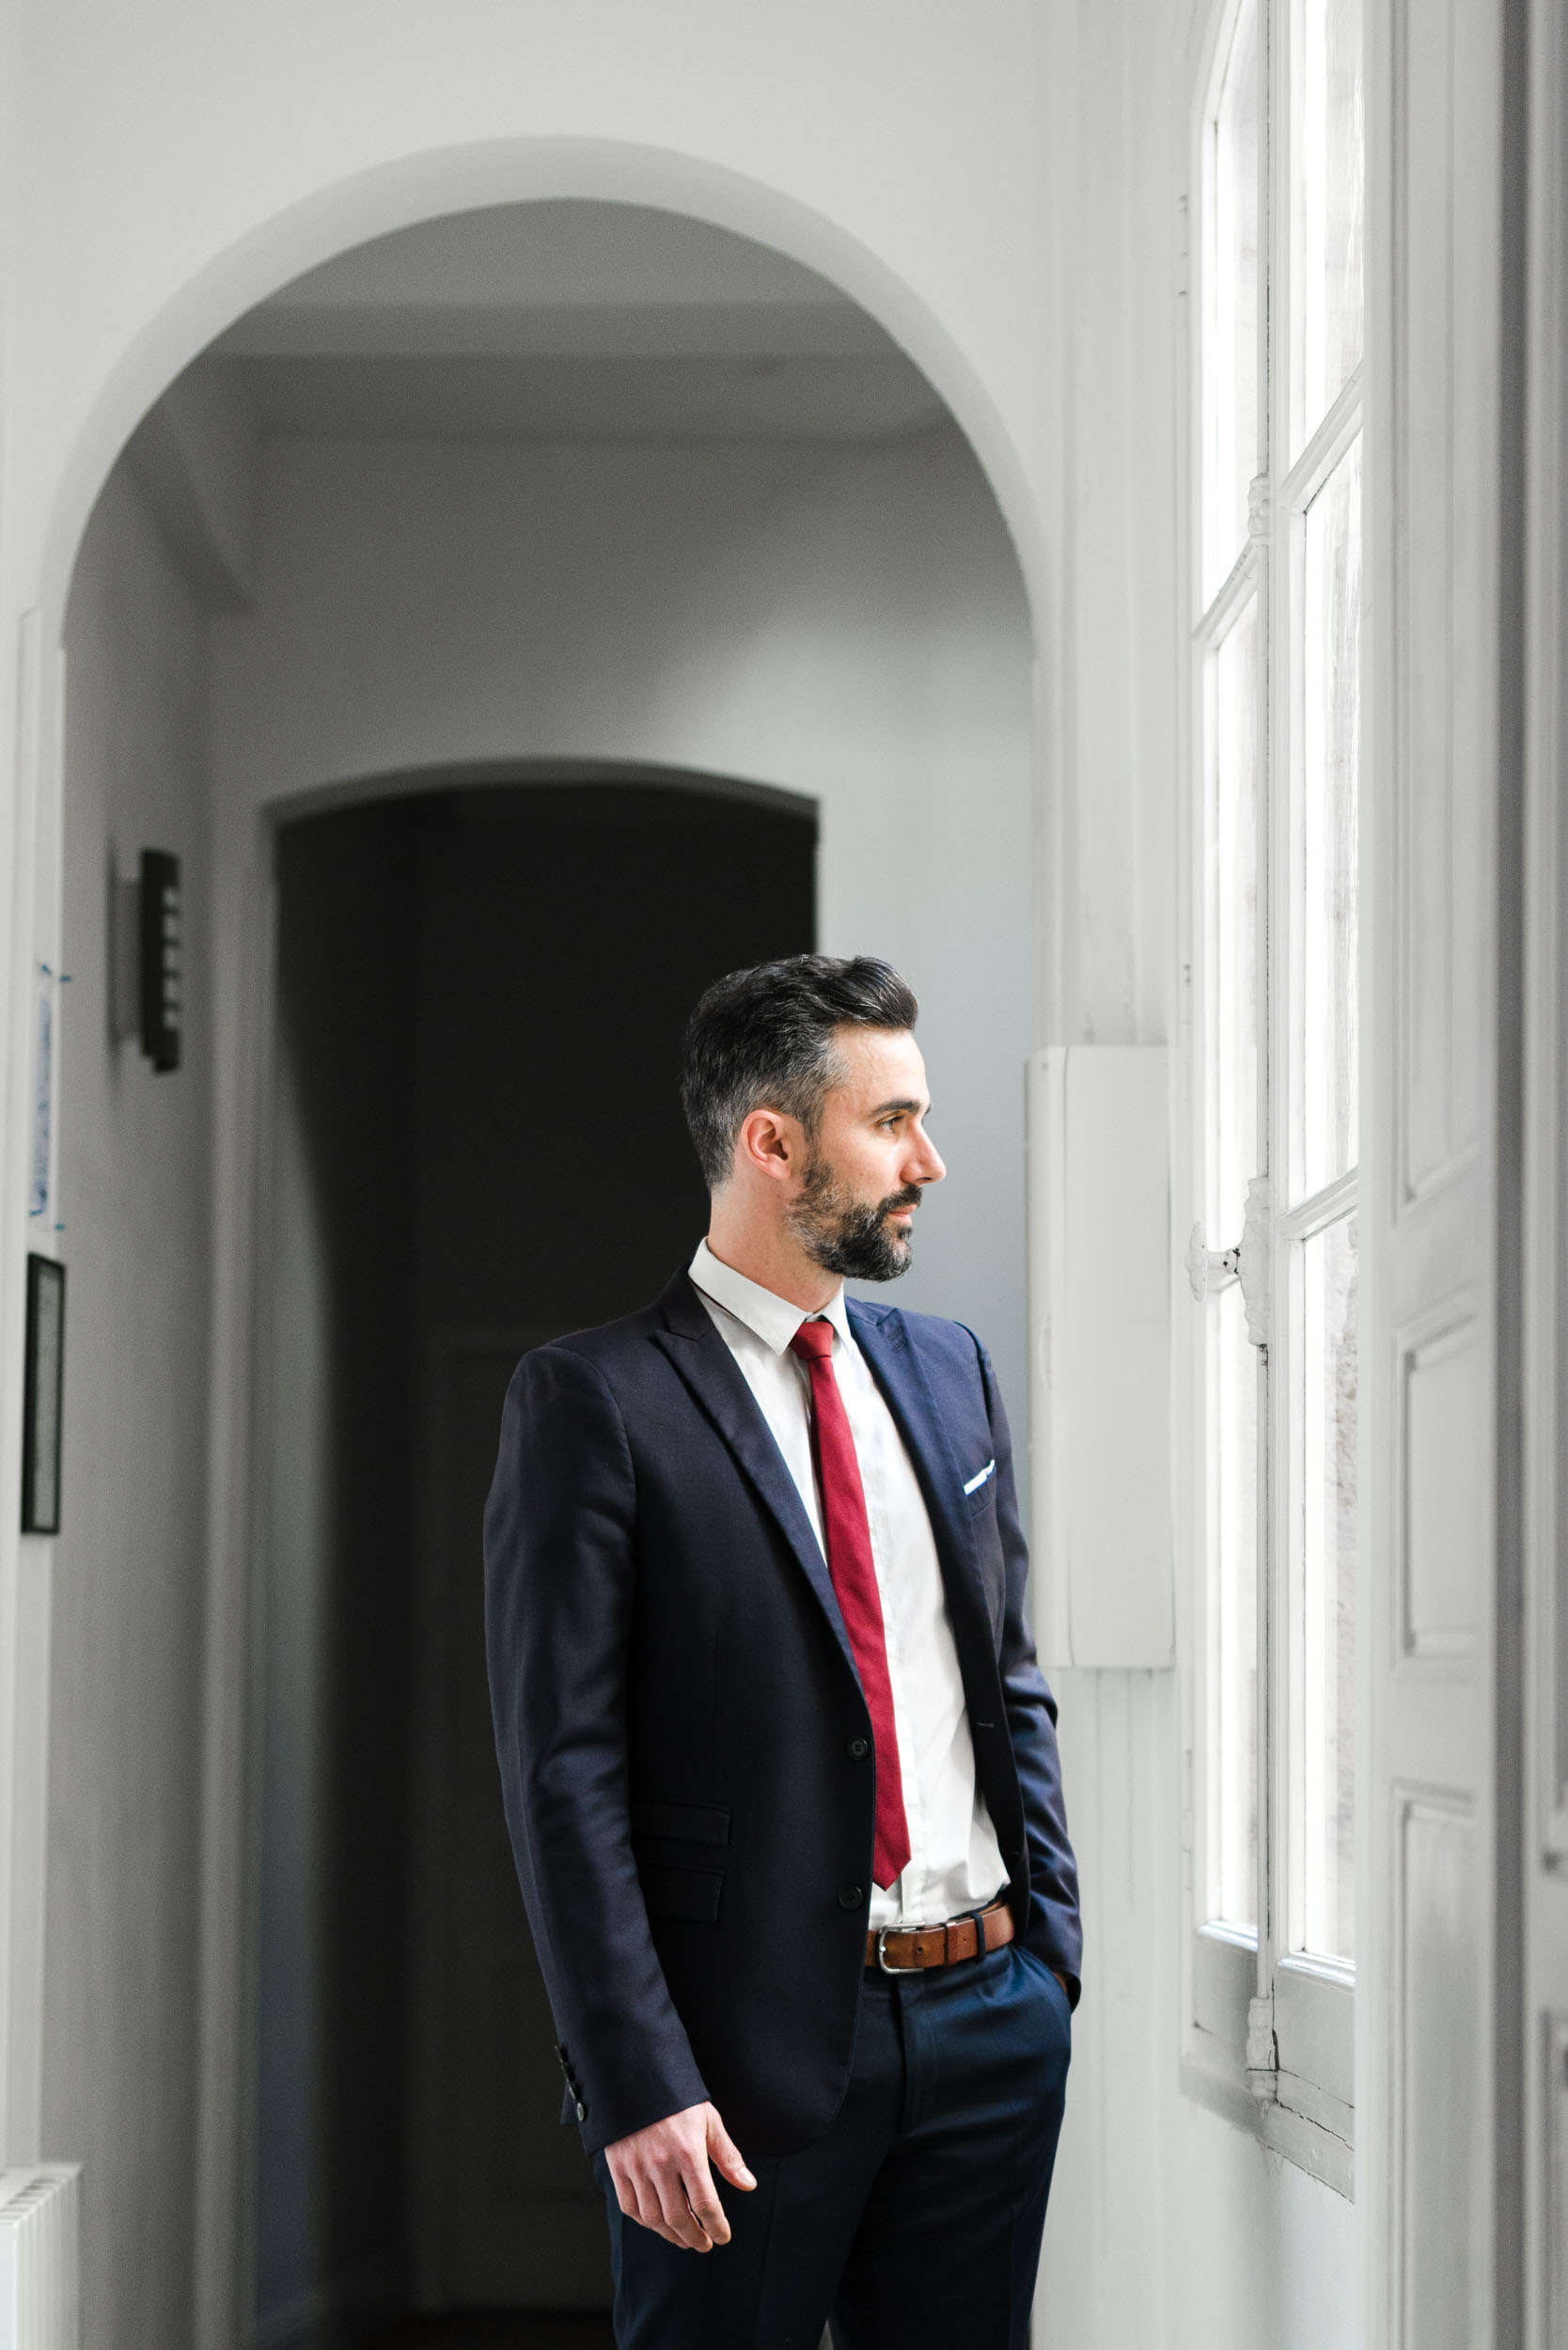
[0,2169,80,2350]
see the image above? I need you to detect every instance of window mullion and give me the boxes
[1196,539,1262,651]
[1259,0,1293,2055]
[1278,1165,1357,1241]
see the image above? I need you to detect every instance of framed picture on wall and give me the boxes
[20,1253,65,1534]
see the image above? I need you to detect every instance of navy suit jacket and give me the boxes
[483,1267,1081,2159]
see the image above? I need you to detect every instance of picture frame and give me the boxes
[20,1253,65,1534]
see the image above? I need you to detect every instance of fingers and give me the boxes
[615,2165,697,2250]
[604,2105,741,2251]
[651,2169,710,2250]
[610,2168,666,2241]
[706,2109,757,2194]
[674,2142,729,2249]
[606,2141,675,2246]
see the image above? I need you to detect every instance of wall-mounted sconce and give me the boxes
[113,850,183,1073]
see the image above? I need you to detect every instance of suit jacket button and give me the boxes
[839,1886,864,1909]
[847,1737,869,1761]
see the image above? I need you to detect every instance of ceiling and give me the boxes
[205,201,949,446]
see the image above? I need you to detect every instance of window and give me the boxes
[1181,0,1363,2182]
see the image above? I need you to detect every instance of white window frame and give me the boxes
[1175,0,1359,2195]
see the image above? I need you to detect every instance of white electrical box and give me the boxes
[1026,1046,1174,1669]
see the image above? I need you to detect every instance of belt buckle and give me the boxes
[876,1926,922,1976]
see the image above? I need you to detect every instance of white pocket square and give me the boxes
[962,1458,996,1496]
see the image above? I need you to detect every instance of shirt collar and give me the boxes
[689,1239,851,1355]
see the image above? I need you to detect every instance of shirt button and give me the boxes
[839,1885,864,1910]
[847,1737,870,1761]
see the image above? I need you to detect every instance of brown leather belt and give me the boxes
[864,1898,1014,1974]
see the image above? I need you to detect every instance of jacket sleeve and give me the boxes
[484,1341,711,2153]
[975,1333,1084,2003]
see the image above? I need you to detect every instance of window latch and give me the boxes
[1184,1175,1272,1348]
[1184,1227,1239,1300]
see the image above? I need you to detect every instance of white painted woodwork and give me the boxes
[1398,1308,1482,1660]
[0,2169,79,2350]
[1360,0,1513,2338]
[1394,1796,1481,2345]
[1026,1046,1174,1670]
[0,611,62,2184]
[1544,2015,1568,2345]
[1522,0,1568,2337]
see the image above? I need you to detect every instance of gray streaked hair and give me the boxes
[679,954,919,1189]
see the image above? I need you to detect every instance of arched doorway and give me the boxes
[47,193,1035,2350]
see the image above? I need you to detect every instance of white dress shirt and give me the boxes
[688,1240,1007,1930]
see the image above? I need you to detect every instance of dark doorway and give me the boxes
[255,778,815,2344]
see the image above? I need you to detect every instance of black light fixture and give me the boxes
[114,851,182,1073]
[137,850,182,1073]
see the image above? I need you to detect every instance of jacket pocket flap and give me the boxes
[631,1799,730,1846]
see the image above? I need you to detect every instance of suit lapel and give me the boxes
[651,1275,860,1688]
[849,1302,1007,1701]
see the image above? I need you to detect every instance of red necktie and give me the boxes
[789,1318,911,1890]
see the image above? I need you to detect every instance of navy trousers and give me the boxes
[595,1941,1071,2350]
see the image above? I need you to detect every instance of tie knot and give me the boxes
[789,1317,835,1364]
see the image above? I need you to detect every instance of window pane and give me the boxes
[1205,0,1262,597]
[1207,1280,1259,1931]
[1294,0,1364,450]
[1206,593,1261,1243]
[1293,1212,1357,1962]
[1202,587,1262,1937]
[1298,432,1362,1196]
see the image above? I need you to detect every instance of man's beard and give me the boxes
[787,1152,922,1282]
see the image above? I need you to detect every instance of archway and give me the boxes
[43,141,1046,632]
[46,187,1036,2350]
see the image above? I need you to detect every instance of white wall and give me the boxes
[44,471,214,2350]
[211,424,1035,1420]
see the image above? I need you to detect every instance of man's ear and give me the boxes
[735,1104,798,1183]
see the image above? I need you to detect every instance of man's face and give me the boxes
[785,1026,946,1281]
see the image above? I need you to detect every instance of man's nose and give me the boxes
[911,1132,946,1184]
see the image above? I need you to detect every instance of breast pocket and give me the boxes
[631,1798,730,1924]
[962,1457,998,1515]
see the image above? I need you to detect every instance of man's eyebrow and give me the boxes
[869,1095,929,1119]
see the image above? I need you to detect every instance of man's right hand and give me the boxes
[604,2101,757,2251]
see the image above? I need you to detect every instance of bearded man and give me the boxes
[484,954,1080,2349]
